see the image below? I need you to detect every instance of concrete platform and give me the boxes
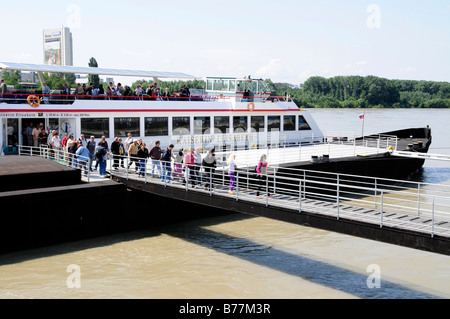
[0,156,81,192]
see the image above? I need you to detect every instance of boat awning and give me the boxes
[0,62,200,80]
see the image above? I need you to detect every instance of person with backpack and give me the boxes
[95,143,108,176]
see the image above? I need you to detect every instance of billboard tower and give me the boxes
[43,27,73,66]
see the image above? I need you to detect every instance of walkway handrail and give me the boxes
[16,145,450,238]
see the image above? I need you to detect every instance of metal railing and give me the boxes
[0,92,290,104]
[18,145,95,183]
[16,145,450,238]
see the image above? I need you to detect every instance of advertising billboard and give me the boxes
[44,38,61,65]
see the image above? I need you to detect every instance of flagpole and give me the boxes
[361,111,365,138]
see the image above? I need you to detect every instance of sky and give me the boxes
[0,0,449,86]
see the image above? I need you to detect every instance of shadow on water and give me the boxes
[164,215,444,299]
[0,213,445,299]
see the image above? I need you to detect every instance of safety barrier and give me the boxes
[16,145,450,238]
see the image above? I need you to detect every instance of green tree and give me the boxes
[88,57,100,88]
[1,70,23,90]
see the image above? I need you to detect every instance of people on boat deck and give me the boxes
[0,79,7,103]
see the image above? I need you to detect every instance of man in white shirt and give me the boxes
[52,132,61,161]
[32,124,41,147]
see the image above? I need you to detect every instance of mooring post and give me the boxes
[337,174,340,220]
[432,196,435,238]
[380,190,384,228]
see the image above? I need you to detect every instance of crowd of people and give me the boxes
[4,80,193,102]
[26,129,271,198]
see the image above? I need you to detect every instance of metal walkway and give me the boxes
[16,145,450,242]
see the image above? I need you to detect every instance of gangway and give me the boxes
[15,145,450,255]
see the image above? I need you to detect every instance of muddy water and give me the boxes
[0,213,449,299]
[0,109,449,299]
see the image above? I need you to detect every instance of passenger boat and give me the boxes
[0,62,431,179]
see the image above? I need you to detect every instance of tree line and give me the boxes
[265,76,450,108]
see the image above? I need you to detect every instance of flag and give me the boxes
[359,114,365,120]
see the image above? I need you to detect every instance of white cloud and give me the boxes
[357,61,368,66]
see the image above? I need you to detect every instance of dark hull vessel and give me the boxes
[279,127,432,180]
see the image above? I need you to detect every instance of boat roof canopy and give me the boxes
[0,62,200,80]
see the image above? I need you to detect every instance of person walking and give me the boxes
[227,154,237,195]
[75,141,91,176]
[111,137,121,170]
[256,154,271,199]
[51,132,61,161]
[193,147,203,186]
[137,143,149,177]
[174,148,185,182]
[149,141,163,178]
[127,139,140,173]
[95,143,108,176]
[202,149,217,192]
[86,136,96,172]
[183,147,195,187]
[118,138,125,168]
[161,144,174,183]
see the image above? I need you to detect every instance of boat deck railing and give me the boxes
[16,145,450,239]
[217,132,399,165]
[0,92,290,104]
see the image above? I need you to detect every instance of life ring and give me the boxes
[247,102,255,111]
[27,95,40,108]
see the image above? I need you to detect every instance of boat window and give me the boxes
[207,79,213,91]
[283,115,296,131]
[213,79,228,91]
[81,118,110,139]
[145,117,168,136]
[229,80,236,92]
[194,117,211,135]
[251,116,265,132]
[268,116,281,132]
[237,81,244,92]
[233,116,248,133]
[258,81,270,93]
[114,118,140,137]
[173,117,190,135]
[298,115,311,131]
[251,81,258,92]
[214,116,229,134]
